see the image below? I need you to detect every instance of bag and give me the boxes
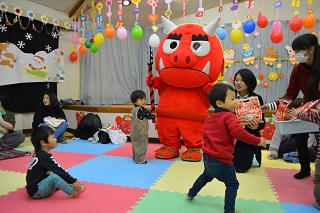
[43,116,65,128]
[276,98,291,121]
[235,97,263,125]
[74,113,102,140]
[106,129,127,144]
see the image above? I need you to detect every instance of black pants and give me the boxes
[294,133,310,172]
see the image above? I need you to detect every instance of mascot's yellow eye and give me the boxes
[190,41,210,57]
[163,39,180,54]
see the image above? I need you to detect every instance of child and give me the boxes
[288,108,320,210]
[26,126,86,199]
[0,109,6,139]
[130,90,155,164]
[233,68,265,173]
[187,83,266,213]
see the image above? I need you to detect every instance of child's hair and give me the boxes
[0,94,11,110]
[208,83,235,108]
[31,126,55,152]
[288,98,302,109]
[41,91,59,108]
[130,90,146,104]
[234,68,257,92]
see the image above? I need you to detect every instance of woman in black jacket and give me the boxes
[32,91,68,143]
[233,69,266,173]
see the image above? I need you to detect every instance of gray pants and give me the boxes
[132,135,148,164]
[0,131,25,148]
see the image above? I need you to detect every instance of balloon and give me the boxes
[149,34,160,48]
[257,15,268,28]
[79,45,87,54]
[215,28,227,40]
[303,13,316,29]
[76,44,81,53]
[71,34,78,43]
[289,16,303,32]
[230,28,242,43]
[104,25,115,38]
[132,25,143,39]
[69,52,78,62]
[272,21,282,30]
[270,29,283,44]
[71,45,76,52]
[90,43,99,53]
[117,27,127,40]
[94,33,104,45]
[243,19,255,34]
[85,39,91,48]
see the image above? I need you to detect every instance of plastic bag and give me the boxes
[106,129,127,144]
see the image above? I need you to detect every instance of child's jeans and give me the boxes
[188,155,239,213]
[40,121,68,140]
[314,160,320,202]
[31,173,75,199]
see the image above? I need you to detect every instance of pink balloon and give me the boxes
[76,44,81,53]
[117,27,127,40]
[272,21,282,30]
[71,34,78,43]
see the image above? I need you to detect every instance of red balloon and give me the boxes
[270,29,283,44]
[69,52,78,62]
[257,15,268,28]
[289,16,303,32]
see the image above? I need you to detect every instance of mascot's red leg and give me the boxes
[179,120,204,162]
[155,116,181,159]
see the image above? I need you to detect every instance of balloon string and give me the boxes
[136,4,138,22]
[183,2,185,23]
[152,6,155,26]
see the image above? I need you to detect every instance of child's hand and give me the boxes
[260,104,270,113]
[287,108,299,118]
[247,120,259,130]
[258,137,266,148]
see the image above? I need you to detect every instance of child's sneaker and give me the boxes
[187,194,193,200]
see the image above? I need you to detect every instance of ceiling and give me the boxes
[29,0,245,28]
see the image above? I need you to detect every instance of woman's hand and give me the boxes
[0,127,8,135]
[247,120,259,130]
[287,108,300,118]
[261,104,270,113]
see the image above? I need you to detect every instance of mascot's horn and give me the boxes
[203,18,221,37]
[161,16,177,34]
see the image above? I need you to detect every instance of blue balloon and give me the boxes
[215,28,227,40]
[243,19,256,34]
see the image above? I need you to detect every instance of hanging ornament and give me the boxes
[216,0,226,41]
[104,0,114,39]
[270,0,283,44]
[303,9,316,29]
[257,1,268,29]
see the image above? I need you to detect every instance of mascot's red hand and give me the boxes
[203,83,215,94]
[146,76,162,89]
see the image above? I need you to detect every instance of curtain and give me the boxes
[0,12,58,113]
[81,20,320,105]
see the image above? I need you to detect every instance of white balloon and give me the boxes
[149,34,160,48]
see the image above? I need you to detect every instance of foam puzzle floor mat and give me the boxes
[0,138,318,213]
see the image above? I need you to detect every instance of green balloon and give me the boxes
[132,25,143,39]
[90,43,98,53]
[85,39,91,48]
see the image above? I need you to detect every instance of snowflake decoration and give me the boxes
[51,31,59,39]
[254,31,260,37]
[64,22,71,30]
[17,41,25,49]
[244,33,250,38]
[276,63,283,69]
[27,10,35,20]
[0,2,8,12]
[52,18,59,26]
[41,15,48,24]
[13,7,22,16]
[45,45,52,52]
[256,44,262,49]
[0,24,7,32]
[25,33,33,40]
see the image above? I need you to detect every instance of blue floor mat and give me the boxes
[54,139,124,155]
[281,202,319,213]
[67,155,174,189]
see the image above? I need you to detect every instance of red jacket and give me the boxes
[202,110,260,164]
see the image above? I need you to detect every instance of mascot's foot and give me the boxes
[155,146,179,159]
[181,148,202,162]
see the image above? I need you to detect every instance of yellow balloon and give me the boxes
[94,33,104,45]
[71,45,76,52]
[230,28,243,43]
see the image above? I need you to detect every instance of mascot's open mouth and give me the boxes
[159,58,210,75]
[158,58,212,88]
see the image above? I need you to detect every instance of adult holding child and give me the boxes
[32,91,68,144]
[0,94,25,148]
[261,33,320,179]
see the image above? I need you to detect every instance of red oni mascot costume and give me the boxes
[147,16,224,162]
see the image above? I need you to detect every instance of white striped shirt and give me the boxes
[297,111,320,161]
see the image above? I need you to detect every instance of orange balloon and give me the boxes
[104,25,115,38]
[303,13,316,29]
[79,45,87,54]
